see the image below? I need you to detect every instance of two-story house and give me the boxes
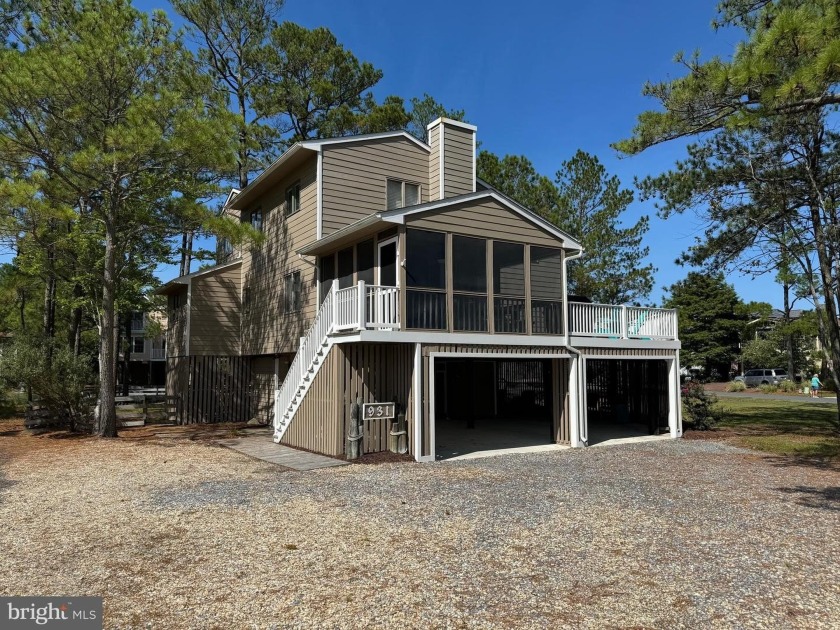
[158,118,682,461]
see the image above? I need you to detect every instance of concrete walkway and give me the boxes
[714,391,837,404]
[219,429,348,471]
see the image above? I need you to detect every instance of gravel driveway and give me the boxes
[1,422,838,629]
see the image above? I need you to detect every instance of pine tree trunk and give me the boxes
[68,283,83,355]
[238,89,248,189]
[96,219,118,438]
[122,312,131,396]
[783,282,795,378]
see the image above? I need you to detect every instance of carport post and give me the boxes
[668,354,682,438]
[569,355,583,448]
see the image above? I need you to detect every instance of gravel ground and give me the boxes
[1,421,839,629]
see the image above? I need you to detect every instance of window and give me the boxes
[286,181,301,216]
[452,236,487,331]
[493,241,525,333]
[386,179,421,210]
[132,337,145,353]
[131,311,144,331]
[530,246,563,335]
[337,247,354,289]
[284,271,301,313]
[249,208,263,232]
[219,237,233,260]
[406,229,446,329]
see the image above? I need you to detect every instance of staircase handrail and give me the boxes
[274,281,337,433]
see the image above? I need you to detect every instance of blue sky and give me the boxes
[146,0,781,306]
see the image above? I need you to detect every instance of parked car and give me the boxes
[736,368,790,387]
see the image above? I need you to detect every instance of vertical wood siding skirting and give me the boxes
[281,342,415,457]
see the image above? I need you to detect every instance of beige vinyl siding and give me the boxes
[189,265,241,356]
[241,156,318,355]
[442,124,474,197]
[429,125,441,200]
[407,198,564,248]
[249,355,277,424]
[321,137,429,235]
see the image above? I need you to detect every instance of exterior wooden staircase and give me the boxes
[273,284,337,443]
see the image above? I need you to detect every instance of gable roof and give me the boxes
[155,259,242,295]
[380,191,584,250]
[229,131,430,211]
[298,190,583,256]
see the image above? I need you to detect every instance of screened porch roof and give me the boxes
[298,190,584,257]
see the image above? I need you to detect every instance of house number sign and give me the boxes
[362,402,396,420]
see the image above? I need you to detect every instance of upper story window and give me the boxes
[132,336,145,354]
[386,179,420,210]
[250,208,263,232]
[286,181,301,216]
[284,271,301,313]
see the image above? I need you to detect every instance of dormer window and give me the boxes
[386,179,420,210]
[286,181,301,216]
[250,208,263,232]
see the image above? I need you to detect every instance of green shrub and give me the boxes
[778,380,799,393]
[758,383,779,394]
[0,336,95,430]
[682,381,722,430]
[725,380,746,392]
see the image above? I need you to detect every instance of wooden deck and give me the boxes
[218,429,348,471]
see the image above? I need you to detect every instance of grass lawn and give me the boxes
[706,396,840,460]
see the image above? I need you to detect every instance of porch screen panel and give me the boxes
[453,235,487,331]
[406,229,446,329]
[530,246,563,334]
[357,239,375,285]
[493,241,525,333]
[319,254,335,305]
[338,247,354,289]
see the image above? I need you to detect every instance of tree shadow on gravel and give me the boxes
[775,485,840,512]
[761,453,840,473]
[0,471,19,505]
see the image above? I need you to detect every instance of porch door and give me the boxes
[375,238,399,327]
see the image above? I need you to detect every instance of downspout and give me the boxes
[563,248,587,447]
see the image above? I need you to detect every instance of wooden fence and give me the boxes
[166,355,252,424]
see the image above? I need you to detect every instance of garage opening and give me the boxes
[434,358,555,459]
[585,359,670,445]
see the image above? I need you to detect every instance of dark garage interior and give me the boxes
[585,359,670,445]
[434,358,554,459]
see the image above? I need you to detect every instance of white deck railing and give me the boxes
[569,302,678,340]
[334,282,401,331]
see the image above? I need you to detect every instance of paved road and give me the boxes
[712,390,837,404]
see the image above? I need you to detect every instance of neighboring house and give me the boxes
[158,118,682,461]
[119,310,167,388]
